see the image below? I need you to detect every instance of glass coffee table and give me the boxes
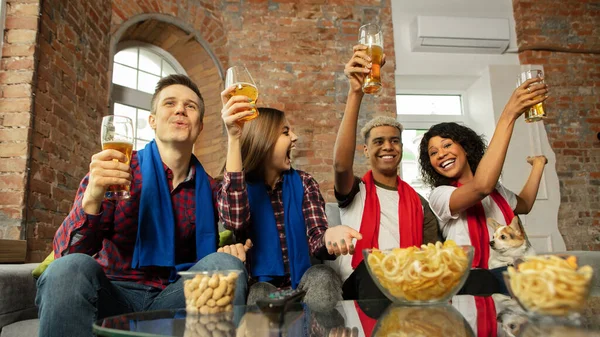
[94,296,600,337]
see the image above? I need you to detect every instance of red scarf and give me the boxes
[475,296,497,337]
[354,302,377,337]
[454,182,514,269]
[351,171,423,269]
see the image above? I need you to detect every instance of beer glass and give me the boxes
[517,69,546,123]
[101,115,134,200]
[225,66,259,122]
[358,23,384,94]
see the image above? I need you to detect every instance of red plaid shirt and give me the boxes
[54,151,220,289]
[218,170,333,287]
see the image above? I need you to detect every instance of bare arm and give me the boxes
[514,155,548,214]
[334,45,376,196]
[448,78,548,215]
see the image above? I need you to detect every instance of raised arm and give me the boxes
[514,155,548,214]
[448,78,548,215]
[217,86,254,230]
[334,45,372,196]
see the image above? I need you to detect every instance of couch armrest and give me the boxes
[0,264,40,330]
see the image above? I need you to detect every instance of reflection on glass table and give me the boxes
[94,297,600,337]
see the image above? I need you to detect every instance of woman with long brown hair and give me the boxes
[217,87,361,312]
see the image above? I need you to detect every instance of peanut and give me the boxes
[198,278,209,293]
[216,295,231,307]
[213,280,227,299]
[197,287,213,307]
[208,274,219,289]
[199,305,210,315]
[226,272,238,283]
[207,299,216,307]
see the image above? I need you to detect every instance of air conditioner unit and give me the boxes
[410,16,510,54]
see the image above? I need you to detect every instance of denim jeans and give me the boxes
[35,252,247,337]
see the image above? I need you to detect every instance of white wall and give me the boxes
[391,0,519,80]
[488,65,565,252]
[391,0,566,251]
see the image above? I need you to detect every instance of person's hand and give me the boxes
[502,77,548,120]
[324,225,363,256]
[344,44,386,94]
[220,86,255,139]
[527,155,548,166]
[82,149,131,213]
[218,239,253,263]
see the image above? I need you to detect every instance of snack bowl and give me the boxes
[363,241,473,304]
[372,304,475,337]
[179,270,241,315]
[503,255,594,317]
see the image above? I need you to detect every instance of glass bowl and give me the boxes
[503,255,594,318]
[372,303,475,337]
[363,242,473,305]
[178,270,241,314]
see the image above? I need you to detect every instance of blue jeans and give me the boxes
[35,253,247,337]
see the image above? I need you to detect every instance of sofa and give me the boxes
[0,263,40,337]
[2,203,599,337]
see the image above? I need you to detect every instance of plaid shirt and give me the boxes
[54,151,219,289]
[218,170,333,287]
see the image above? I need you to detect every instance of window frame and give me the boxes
[396,90,469,198]
[395,89,469,130]
[111,42,186,149]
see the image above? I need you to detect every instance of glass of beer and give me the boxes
[101,115,134,200]
[358,23,384,95]
[225,66,259,122]
[517,69,546,123]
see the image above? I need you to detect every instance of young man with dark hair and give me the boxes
[330,46,439,300]
[36,75,250,337]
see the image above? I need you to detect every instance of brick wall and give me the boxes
[111,0,396,199]
[26,0,112,261]
[221,0,397,200]
[513,0,600,250]
[0,0,39,240]
[5,0,395,261]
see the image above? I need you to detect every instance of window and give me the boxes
[397,94,466,198]
[111,43,185,150]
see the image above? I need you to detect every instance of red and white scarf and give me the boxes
[351,171,424,269]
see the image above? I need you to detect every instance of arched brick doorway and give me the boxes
[110,14,226,176]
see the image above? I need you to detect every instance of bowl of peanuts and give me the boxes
[179,270,241,315]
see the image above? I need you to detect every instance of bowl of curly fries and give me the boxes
[364,240,473,304]
[503,255,594,317]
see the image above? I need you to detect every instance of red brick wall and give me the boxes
[221,0,397,200]
[25,0,112,261]
[0,0,39,241]
[513,0,600,250]
[5,0,395,261]
[111,0,397,198]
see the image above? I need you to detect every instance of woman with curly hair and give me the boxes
[418,78,549,294]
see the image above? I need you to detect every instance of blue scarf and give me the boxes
[246,169,311,289]
[132,140,217,276]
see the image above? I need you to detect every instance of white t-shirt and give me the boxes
[428,182,517,264]
[326,177,438,282]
